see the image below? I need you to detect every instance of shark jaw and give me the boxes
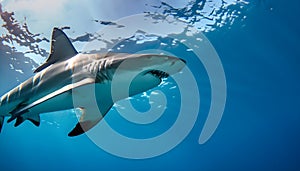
[0,28,186,136]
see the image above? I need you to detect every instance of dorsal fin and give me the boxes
[34,27,78,73]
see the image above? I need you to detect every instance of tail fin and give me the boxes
[0,116,4,133]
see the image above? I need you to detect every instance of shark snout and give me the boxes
[148,55,185,63]
[144,55,186,76]
[111,54,186,77]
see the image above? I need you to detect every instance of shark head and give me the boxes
[97,53,186,97]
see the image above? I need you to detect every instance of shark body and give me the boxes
[0,28,186,136]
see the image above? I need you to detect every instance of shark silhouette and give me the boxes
[0,28,186,136]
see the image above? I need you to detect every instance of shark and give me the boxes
[0,28,186,136]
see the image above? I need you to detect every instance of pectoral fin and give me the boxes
[68,104,113,137]
[68,120,100,137]
[0,116,4,133]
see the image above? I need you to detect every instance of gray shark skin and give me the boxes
[0,28,186,136]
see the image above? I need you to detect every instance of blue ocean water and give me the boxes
[0,0,300,171]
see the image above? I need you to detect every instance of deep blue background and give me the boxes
[0,1,299,171]
[206,1,300,170]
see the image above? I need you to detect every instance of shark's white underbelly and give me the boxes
[27,83,114,116]
[28,91,74,115]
